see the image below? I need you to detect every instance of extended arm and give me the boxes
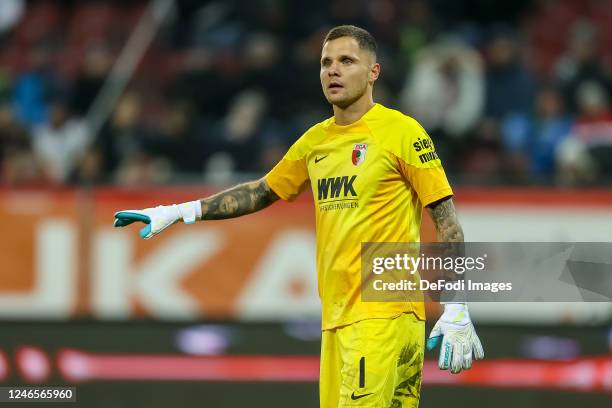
[114,177,280,239]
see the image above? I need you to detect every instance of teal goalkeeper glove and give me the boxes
[113,200,202,239]
[426,303,484,374]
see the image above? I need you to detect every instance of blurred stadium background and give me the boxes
[0,0,612,406]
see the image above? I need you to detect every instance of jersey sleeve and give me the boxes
[392,117,453,206]
[265,138,310,202]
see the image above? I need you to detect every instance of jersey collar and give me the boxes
[327,103,381,134]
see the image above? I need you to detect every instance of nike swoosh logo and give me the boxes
[350,392,373,400]
[314,155,328,163]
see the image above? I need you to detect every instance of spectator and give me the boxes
[0,103,45,184]
[114,152,172,186]
[207,89,268,174]
[0,0,23,47]
[497,86,573,181]
[149,101,205,174]
[100,91,172,186]
[69,147,104,185]
[12,44,63,127]
[6,0,612,186]
[32,100,90,183]
[556,81,612,185]
[400,35,483,144]
[484,30,535,119]
[555,20,612,114]
[290,28,331,129]
[242,32,293,120]
[174,47,245,119]
[95,91,149,179]
[529,87,573,177]
[397,0,438,67]
[0,0,23,34]
[459,118,504,184]
[70,44,113,117]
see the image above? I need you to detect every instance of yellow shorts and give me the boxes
[319,312,425,408]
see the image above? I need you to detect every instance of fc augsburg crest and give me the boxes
[352,143,367,166]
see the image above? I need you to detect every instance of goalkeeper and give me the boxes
[114,25,483,408]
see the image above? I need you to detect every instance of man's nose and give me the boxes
[328,62,340,76]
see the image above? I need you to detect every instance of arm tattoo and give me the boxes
[200,178,279,220]
[426,197,464,243]
[427,197,465,292]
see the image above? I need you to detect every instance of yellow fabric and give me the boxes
[265,103,453,330]
[319,312,425,408]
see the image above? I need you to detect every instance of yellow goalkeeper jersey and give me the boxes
[265,103,453,330]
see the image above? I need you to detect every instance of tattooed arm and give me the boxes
[199,177,280,220]
[426,197,464,243]
[426,196,465,276]
[424,201,484,373]
[113,177,280,239]
[426,196,466,301]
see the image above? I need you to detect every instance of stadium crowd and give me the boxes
[1,0,612,186]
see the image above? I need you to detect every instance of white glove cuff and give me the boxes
[175,200,202,224]
[442,302,468,312]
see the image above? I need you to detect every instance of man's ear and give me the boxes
[370,62,381,83]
